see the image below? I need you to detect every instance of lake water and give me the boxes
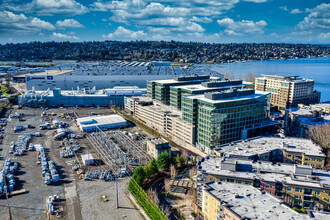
[206,57,330,102]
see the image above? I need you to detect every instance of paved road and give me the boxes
[148,175,177,220]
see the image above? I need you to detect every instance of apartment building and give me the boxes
[198,157,330,211]
[201,181,308,220]
[147,75,220,104]
[125,96,195,149]
[255,75,321,111]
[214,136,326,168]
[285,104,330,137]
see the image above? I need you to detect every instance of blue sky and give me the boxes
[0,0,329,44]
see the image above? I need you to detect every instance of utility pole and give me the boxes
[116,166,119,209]
[4,176,12,220]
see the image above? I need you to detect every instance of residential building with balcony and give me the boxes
[255,75,321,112]
[198,157,330,211]
[214,136,326,168]
[202,181,308,220]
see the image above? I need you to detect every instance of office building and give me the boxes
[147,75,221,104]
[182,88,277,153]
[127,76,278,154]
[198,157,330,211]
[214,136,326,168]
[169,79,245,109]
[255,75,321,111]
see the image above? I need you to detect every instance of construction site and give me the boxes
[0,105,155,220]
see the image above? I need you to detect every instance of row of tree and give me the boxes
[132,152,190,186]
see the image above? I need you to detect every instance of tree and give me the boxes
[309,124,330,149]
[145,158,158,178]
[244,73,256,82]
[132,165,146,186]
[157,151,171,171]
[176,154,185,168]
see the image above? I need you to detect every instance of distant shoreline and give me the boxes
[1,55,329,66]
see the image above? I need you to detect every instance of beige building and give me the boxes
[125,96,195,149]
[202,181,308,220]
[146,137,171,159]
[255,75,320,111]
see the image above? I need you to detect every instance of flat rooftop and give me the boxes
[76,115,127,128]
[151,76,220,84]
[258,74,314,83]
[198,157,330,189]
[185,90,269,104]
[149,137,169,145]
[19,69,73,77]
[297,116,330,126]
[204,181,307,220]
[24,87,147,97]
[312,103,330,109]
[171,81,245,92]
[288,106,321,116]
[132,96,183,117]
[215,136,325,158]
[308,210,330,220]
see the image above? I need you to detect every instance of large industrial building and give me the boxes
[24,61,222,90]
[25,75,173,90]
[126,76,277,154]
[18,86,146,107]
[255,74,321,111]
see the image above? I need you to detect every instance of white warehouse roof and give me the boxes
[77,114,127,132]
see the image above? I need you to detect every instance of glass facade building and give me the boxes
[182,89,271,151]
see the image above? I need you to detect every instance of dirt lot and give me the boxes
[0,106,149,220]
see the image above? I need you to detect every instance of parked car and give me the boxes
[28,125,35,129]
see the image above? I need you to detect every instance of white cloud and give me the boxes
[318,32,330,40]
[290,9,303,14]
[279,6,288,11]
[296,3,330,31]
[217,18,267,36]
[8,0,88,16]
[56,19,84,28]
[191,16,212,23]
[52,32,78,40]
[0,11,54,34]
[243,0,267,2]
[102,26,146,40]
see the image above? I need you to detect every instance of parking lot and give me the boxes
[0,106,150,220]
